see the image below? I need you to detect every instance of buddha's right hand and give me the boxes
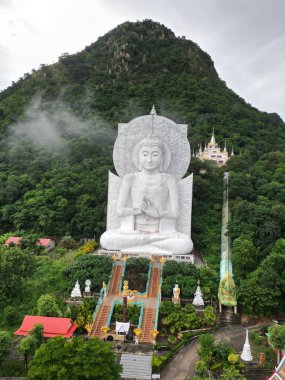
[141,197,160,218]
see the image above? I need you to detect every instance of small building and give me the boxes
[195,129,233,167]
[4,236,55,251]
[37,238,55,251]
[15,316,77,338]
[4,236,22,246]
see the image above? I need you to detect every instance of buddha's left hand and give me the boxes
[141,197,160,218]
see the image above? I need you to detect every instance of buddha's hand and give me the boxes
[133,208,142,215]
[141,197,160,218]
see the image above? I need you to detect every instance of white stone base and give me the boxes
[95,249,195,264]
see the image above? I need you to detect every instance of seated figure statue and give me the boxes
[100,136,193,255]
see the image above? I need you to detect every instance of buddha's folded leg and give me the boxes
[149,235,193,255]
[100,230,148,250]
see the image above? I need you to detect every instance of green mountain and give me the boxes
[1,20,284,152]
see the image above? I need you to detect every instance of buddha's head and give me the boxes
[133,136,171,172]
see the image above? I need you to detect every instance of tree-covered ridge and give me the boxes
[0,20,284,153]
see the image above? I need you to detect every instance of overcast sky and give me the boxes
[1,0,285,120]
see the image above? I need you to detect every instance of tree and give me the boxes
[28,336,122,380]
[268,325,285,363]
[64,255,113,293]
[37,294,60,317]
[0,246,34,306]
[18,324,43,370]
[0,331,12,364]
[232,235,259,279]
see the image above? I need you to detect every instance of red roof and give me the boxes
[14,316,77,338]
[4,237,54,248]
[4,237,22,246]
[37,238,53,247]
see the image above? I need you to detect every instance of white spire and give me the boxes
[223,140,227,152]
[240,330,253,361]
[199,143,202,154]
[231,147,234,156]
[209,128,216,147]
[150,105,157,115]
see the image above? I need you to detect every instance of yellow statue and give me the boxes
[172,284,180,304]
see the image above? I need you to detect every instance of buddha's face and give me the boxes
[139,145,163,171]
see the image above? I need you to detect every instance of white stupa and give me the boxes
[71,280,82,298]
[192,283,204,307]
[240,329,253,361]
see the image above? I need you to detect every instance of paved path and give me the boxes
[160,325,251,380]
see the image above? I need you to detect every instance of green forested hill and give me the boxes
[0,20,284,314]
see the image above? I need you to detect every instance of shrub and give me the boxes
[54,247,68,256]
[152,355,167,372]
[253,333,263,345]
[58,235,78,249]
[228,352,239,364]
[167,335,177,344]
[195,360,208,375]
[203,306,217,325]
[214,341,234,363]
[79,240,98,255]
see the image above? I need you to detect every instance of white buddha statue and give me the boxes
[71,280,82,298]
[100,136,193,255]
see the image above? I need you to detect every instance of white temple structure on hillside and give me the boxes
[195,129,233,167]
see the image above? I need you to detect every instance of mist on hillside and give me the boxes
[7,94,116,155]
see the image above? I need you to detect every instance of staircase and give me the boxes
[108,262,123,295]
[140,308,156,343]
[140,263,161,343]
[90,262,124,338]
[219,306,241,326]
[90,304,111,337]
[148,264,160,298]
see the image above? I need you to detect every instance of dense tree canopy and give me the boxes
[28,337,122,380]
[0,246,34,306]
[64,254,113,292]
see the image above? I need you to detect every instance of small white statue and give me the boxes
[71,280,82,298]
[192,284,204,306]
[172,284,181,304]
[85,279,91,293]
